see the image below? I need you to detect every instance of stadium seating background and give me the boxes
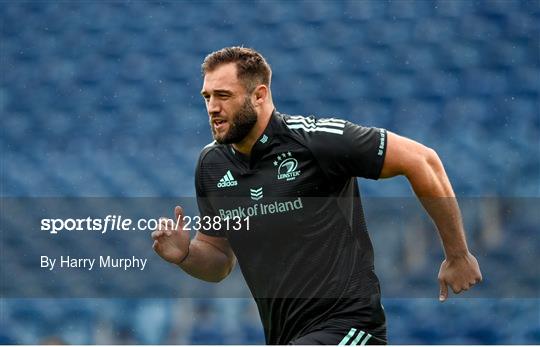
[1,0,539,344]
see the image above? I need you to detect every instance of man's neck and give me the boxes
[232,107,273,155]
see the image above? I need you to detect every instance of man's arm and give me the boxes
[152,206,236,283]
[379,132,482,301]
[179,232,236,282]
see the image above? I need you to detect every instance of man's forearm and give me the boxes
[406,149,469,258]
[178,239,235,282]
[380,133,481,298]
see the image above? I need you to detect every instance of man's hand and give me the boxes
[152,206,190,265]
[438,252,482,302]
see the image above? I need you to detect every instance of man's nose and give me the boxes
[207,97,220,114]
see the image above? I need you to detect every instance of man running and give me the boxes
[152,47,482,345]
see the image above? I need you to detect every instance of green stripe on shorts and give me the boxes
[338,328,357,345]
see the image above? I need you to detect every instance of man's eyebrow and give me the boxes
[200,89,233,96]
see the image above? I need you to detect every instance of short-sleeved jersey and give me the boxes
[195,110,388,344]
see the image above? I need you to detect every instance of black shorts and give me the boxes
[289,327,387,345]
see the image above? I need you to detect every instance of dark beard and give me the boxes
[213,97,258,144]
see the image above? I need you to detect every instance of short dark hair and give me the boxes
[201,46,272,92]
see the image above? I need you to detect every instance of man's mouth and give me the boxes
[213,119,228,131]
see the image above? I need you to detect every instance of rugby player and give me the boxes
[152,47,482,345]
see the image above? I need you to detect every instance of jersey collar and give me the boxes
[252,109,280,151]
[229,109,281,167]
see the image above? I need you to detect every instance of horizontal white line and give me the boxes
[287,116,346,124]
[285,117,315,124]
[286,124,344,135]
[285,118,345,129]
[286,119,345,128]
[287,115,312,120]
[317,120,346,128]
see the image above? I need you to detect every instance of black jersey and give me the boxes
[195,110,388,344]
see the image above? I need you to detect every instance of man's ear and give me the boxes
[253,85,268,105]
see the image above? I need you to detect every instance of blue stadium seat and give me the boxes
[2,0,539,344]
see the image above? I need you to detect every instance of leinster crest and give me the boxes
[274,152,301,181]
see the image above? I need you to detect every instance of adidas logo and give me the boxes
[217,170,238,188]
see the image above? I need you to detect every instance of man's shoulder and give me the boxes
[280,113,348,137]
[197,141,228,166]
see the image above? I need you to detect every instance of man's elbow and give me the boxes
[210,257,236,283]
[205,271,229,283]
[207,276,226,283]
[403,146,443,180]
[424,147,444,173]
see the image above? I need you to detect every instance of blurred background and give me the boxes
[1,0,539,344]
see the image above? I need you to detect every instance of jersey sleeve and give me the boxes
[310,120,387,180]
[195,150,227,237]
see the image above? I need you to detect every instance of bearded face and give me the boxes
[210,96,258,144]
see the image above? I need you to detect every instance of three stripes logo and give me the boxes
[338,328,372,346]
[285,115,345,135]
[217,170,238,188]
[250,187,263,201]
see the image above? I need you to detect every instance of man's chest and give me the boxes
[198,144,339,246]
[200,145,327,200]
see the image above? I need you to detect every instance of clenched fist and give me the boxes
[438,252,482,301]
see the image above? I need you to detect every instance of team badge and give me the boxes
[273,152,301,181]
